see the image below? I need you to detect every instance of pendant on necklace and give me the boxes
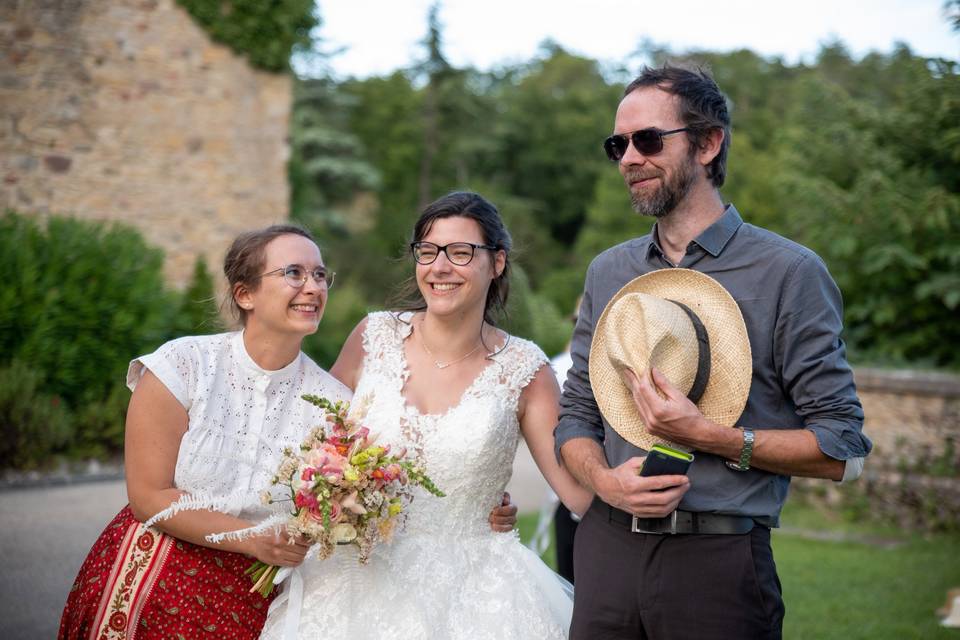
[419,319,483,369]
[429,342,482,369]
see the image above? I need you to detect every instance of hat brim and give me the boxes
[589,269,752,451]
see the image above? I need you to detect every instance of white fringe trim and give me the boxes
[205,512,289,544]
[142,490,260,529]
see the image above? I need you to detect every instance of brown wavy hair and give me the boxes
[222,223,316,324]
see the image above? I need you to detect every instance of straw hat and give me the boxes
[589,269,752,451]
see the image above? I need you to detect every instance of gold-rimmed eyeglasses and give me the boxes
[258,264,335,289]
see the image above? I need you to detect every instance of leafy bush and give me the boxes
[176,0,318,72]
[0,212,226,466]
[0,360,72,470]
[170,256,225,337]
[503,266,571,358]
[71,382,131,461]
[0,212,173,409]
[301,280,370,368]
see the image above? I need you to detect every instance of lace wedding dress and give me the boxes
[260,312,572,639]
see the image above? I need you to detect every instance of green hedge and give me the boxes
[176,0,318,72]
[0,360,72,470]
[0,211,222,468]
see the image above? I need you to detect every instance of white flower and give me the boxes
[330,522,357,544]
[347,393,373,421]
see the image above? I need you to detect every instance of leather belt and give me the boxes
[603,502,756,535]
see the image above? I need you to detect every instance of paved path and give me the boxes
[0,480,128,640]
[0,447,549,639]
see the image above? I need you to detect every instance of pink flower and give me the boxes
[320,455,345,482]
[307,498,341,523]
[304,449,329,468]
[328,500,342,522]
[341,491,367,515]
[372,464,404,483]
[295,491,318,510]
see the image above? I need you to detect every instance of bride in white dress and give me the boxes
[260,192,592,639]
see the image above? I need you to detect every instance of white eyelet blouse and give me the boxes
[126,331,351,521]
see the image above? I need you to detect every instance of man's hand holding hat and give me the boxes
[623,367,742,461]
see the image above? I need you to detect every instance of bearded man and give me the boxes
[555,64,872,640]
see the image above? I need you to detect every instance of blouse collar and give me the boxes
[232,330,302,379]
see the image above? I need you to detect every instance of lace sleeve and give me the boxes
[360,311,413,384]
[497,337,550,409]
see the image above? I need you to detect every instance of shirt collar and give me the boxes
[232,330,302,379]
[694,204,743,257]
[646,204,743,260]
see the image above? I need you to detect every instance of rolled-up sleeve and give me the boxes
[555,262,606,462]
[774,253,872,460]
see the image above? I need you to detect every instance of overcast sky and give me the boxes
[310,0,958,79]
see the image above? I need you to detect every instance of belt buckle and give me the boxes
[630,510,678,535]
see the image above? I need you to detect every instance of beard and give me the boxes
[625,153,697,218]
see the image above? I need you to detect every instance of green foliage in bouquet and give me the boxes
[301,394,446,500]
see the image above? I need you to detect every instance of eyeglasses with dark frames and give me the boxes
[410,241,499,266]
[603,127,690,162]
[258,264,335,289]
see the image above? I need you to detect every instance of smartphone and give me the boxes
[639,444,694,477]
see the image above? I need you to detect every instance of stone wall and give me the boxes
[0,0,292,286]
[793,368,960,530]
[855,368,960,466]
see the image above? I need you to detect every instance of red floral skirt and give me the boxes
[59,506,276,640]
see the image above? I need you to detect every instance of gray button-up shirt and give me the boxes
[555,205,872,526]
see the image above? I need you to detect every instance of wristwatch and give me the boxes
[725,427,755,471]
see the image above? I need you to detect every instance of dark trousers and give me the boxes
[570,500,784,640]
[554,502,579,584]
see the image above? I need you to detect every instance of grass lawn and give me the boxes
[517,502,960,639]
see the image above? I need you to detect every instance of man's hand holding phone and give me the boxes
[639,444,694,477]
[597,448,691,519]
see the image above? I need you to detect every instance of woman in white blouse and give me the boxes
[59,225,518,640]
[59,225,349,639]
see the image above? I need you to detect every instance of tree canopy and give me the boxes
[290,13,959,369]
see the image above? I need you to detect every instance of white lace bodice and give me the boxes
[352,312,548,537]
[262,313,571,640]
[127,331,351,521]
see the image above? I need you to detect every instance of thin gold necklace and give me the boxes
[418,319,483,370]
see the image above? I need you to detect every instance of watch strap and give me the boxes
[725,427,754,471]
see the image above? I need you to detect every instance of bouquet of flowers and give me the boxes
[246,394,444,597]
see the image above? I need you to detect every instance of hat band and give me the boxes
[667,300,711,404]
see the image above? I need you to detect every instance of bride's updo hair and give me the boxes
[394,191,512,326]
[223,223,316,324]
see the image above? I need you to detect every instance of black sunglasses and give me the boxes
[603,127,690,162]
